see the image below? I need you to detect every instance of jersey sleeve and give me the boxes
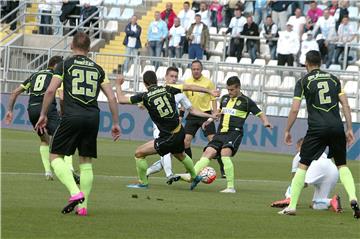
[248,98,262,116]
[291,153,301,173]
[166,85,182,95]
[178,93,192,110]
[20,76,32,90]
[129,93,145,104]
[53,61,65,80]
[293,79,303,100]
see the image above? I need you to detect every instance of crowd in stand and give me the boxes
[124,0,358,70]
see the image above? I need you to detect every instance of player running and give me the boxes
[35,32,120,216]
[280,50,359,219]
[145,66,218,185]
[271,138,342,212]
[5,56,77,182]
[177,76,272,192]
[115,70,218,190]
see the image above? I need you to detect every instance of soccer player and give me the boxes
[115,70,218,190]
[35,32,120,216]
[183,60,225,177]
[145,67,218,184]
[271,138,342,212]
[178,76,272,192]
[279,50,359,219]
[4,56,74,181]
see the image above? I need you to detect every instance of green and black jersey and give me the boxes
[294,69,343,129]
[53,55,108,116]
[21,69,57,110]
[130,85,182,135]
[218,94,262,133]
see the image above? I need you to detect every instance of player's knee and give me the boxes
[135,149,144,158]
[184,137,192,148]
[203,147,217,159]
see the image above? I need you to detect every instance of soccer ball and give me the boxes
[199,167,217,184]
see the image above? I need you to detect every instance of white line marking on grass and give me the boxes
[2,171,359,185]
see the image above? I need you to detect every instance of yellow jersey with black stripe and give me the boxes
[184,76,216,112]
[219,94,262,133]
[53,55,109,116]
[294,69,343,129]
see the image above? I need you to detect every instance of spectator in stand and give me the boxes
[38,1,52,35]
[277,21,300,66]
[307,1,323,24]
[334,0,349,30]
[192,0,201,12]
[269,0,290,31]
[299,32,320,66]
[161,2,177,31]
[254,0,268,25]
[79,0,102,38]
[60,0,80,36]
[334,15,356,68]
[261,16,278,60]
[242,15,259,63]
[224,0,243,26]
[52,0,63,36]
[313,8,336,67]
[288,8,306,39]
[209,0,223,29]
[187,14,210,60]
[329,0,338,16]
[178,1,195,54]
[123,15,142,73]
[3,0,19,31]
[225,8,247,62]
[168,17,186,59]
[304,16,315,33]
[198,2,211,27]
[147,11,168,68]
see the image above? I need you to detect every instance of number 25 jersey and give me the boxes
[53,55,108,116]
[294,69,343,129]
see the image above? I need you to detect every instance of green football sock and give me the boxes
[288,168,306,209]
[339,167,358,201]
[39,145,51,173]
[135,157,148,185]
[222,156,234,189]
[64,155,74,171]
[51,158,80,196]
[181,154,197,179]
[78,163,93,209]
[194,157,210,174]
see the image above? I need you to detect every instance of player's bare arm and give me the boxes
[101,81,121,141]
[339,93,355,146]
[189,107,218,120]
[284,99,301,145]
[5,86,25,124]
[258,112,273,129]
[35,76,62,134]
[181,84,220,97]
[115,75,131,104]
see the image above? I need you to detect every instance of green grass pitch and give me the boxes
[1,128,359,239]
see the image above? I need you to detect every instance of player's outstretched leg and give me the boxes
[40,145,53,180]
[174,153,202,190]
[63,155,80,184]
[76,161,93,216]
[194,157,211,174]
[220,156,236,193]
[127,157,149,189]
[146,160,163,177]
[339,166,359,219]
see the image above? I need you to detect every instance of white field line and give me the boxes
[2,171,360,185]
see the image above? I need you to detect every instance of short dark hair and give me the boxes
[72,32,90,52]
[227,76,241,87]
[342,15,349,20]
[184,1,190,6]
[305,50,321,66]
[48,55,63,68]
[191,60,203,69]
[166,66,179,75]
[195,13,201,18]
[143,71,157,86]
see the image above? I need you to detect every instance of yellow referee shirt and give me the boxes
[184,75,216,112]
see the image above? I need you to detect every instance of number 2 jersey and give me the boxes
[129,85,182,136]
[53,55,108,116]
[294,69,343,130]
[21,69,57,111]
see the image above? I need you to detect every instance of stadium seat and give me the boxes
[209,41,216,52]
[209,55,221,62]
[104,0,119,5]
[267,96,280,104]
[220,88,228,97]
[156,66,167,81]
[348,6,359,19]
[212,70,225,85]
[209,27,218,35]
[105,7,121,20]
[213,42,224,55]
[118,0,130,5]
[346,65,359,71]
[265,75,281,90]
[252,91,260,102]
[128,0,142,6]
[225,57,238,63]
[181,68,192,81]
[224,72,239,82]
[348,97,356,108]
[121,80,131,91]
[104,20,118,33]
[344,81,358,94]
[266,106,279,116]
[280,76,296,91]
[182,53,188,59]
[329,64,341,70]
[279,97,292,105]
[252,74,262,88]
[120,8,134,20]
[279,107,291,116]
[267,60,278,66]
[97,91,107,102]
[253,59,266,66]
[240,73,252,88]
[177,67,183,80]
[124,64,141,78]
[142,65,155,76]
[239,58,252,64]
[202,69,211,79]
[218,27,228,34]
[298,108,307,118]
[139,82,147,92]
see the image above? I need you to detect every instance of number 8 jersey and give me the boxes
[53,55,108,116]
[294,69,343,129]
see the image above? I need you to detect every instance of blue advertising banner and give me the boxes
[1,93,359,160]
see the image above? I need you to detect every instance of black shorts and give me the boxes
[50,114,99,158]
[205,131,243,156]
[300,127,346,167]
[154,126,185,157]
[28,105,59,136]
[185,112,216,137]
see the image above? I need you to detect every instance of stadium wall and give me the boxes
[1,93,359,160]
